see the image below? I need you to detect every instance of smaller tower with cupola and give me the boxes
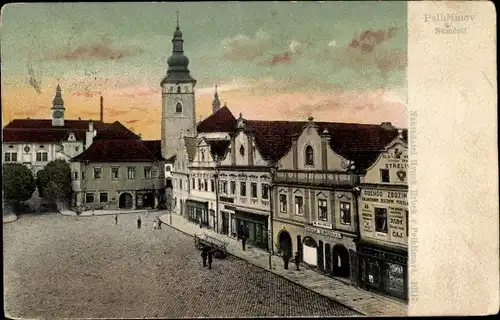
[212,85,221,114]
[51,84,65,127]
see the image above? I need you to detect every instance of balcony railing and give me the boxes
[275,170,359,187]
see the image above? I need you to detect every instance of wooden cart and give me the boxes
[194,233,229,258]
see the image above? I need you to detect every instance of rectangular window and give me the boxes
[191,178,195,189]
[127,167,136,179]
[144,167,152,179]
[262,184,269,200]
[318,199,328,221]
[251,182,258,198]
[5,153,18,162]
[36,152,47,162]
[73,172,78,180]
[93,167,102,179]
[111,167,119,179]
[380,169,390,183]
[375,207,388,233]
[99,192,108,203]
[152,170,158,178]
[204,179,208,191]
[4,153,10,162]
[279,194,287,213]
[198,179,202,190]
[221,181,228,194]
[180,180,183,190]
[295,196,304,215]
[12,153,17,162]
[211,179,215,192]
[230,181,236,195]
[340,202,351,225]
[240,181,246,197]
[86,193,95,203]
[75,146,79,152]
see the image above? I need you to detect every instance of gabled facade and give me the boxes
[355,130,408,301]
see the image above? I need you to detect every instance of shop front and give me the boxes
[234,210,269,251]
[355,239,408,301]
[186,199,209,227]
[302,224,357,281]
[136,189,157,209]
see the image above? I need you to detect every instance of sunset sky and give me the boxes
[1,2,407,140]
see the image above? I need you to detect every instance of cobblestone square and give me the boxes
[4,212,361,318]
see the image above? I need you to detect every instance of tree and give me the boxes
[36,159,72,210]
[2,163,36,213]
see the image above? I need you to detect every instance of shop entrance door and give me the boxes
[325,243,332,275]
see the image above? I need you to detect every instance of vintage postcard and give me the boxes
[1,1,497,318]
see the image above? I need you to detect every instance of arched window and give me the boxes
[239,145,245,157]
[305,145,314,166]
[176,102,183,113]
[177,86,181,93]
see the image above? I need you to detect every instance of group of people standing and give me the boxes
[201,246,214,269]
[113,214,163,230]
[282,250,301,271]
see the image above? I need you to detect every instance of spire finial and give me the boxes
[176,10,179,28]
[215,85,218,93]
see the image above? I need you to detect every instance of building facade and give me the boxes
[70,139,165,210]
[2,86,132,176]
[355,131,408,301]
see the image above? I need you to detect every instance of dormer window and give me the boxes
[239,145,245,157]
[305,145,314,166]
[176,102,183,113]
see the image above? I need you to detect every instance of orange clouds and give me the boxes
[47,37,145,61]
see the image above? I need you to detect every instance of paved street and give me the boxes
[3,212,360,318]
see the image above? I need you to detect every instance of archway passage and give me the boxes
[278,230,293,257]
[302,236,318,266]
[119,193,133,209]
[332,244,351,278]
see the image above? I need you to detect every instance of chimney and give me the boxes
[100,96,104,122]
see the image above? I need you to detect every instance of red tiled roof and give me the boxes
[2,119,137,143]
[197,106,236,133]
[207,139,231,161]
[142,140,164,161]
[245,119,407,170]
[93,121,140,140]
[71,139,163,162]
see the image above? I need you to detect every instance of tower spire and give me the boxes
[176,10,179,28]
[212,84,221,114]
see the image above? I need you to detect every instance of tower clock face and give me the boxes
[53,110,63,119]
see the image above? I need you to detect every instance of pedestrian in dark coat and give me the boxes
[115,214,118,225]
[294,252,300,271]
[158,219,162,230]
[208,249,213,269]
[241,235,247,251]
[283,251,290,270]
[201,248,208,267]
[137,217,142,229]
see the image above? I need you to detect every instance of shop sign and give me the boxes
[304,225,342,239]
[361,189,408,206]
[312,221,333,229]
[220,196,234,203]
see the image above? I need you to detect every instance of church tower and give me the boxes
[212,85,221,114]
[51,84,65,127]
[160,12,197,160]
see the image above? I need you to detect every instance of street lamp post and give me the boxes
[268,165,278,270]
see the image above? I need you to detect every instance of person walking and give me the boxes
[158,218,162,230]
[208,248,213,269]
[283,251,290,270]
[201,248,208,267]
[115,214,118,225]
[294,252,300,271]
[137,217,142,229]
[241,235,247,251]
